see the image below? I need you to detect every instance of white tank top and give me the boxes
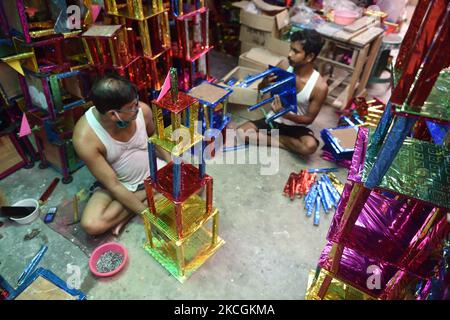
[267,67,320,127]
[85,106,150,192]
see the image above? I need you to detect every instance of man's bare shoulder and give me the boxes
[139,101,152,118]
[316,74,329,93]
[73,115,103,154]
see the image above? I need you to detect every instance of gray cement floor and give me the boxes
[0,50,349,299]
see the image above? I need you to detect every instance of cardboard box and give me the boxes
[239,25,270,47]
[219,66,274,120]
[228,100,272,121]
[233,1,290,36]
[239,47,289,71]
[265,36,291,57]
[218,66,261,106]
[240,41,263,55]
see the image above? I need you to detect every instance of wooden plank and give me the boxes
[316,56,354,72]
[344,16,376,33]
[350,27,384,46]
[355,34,384,96]
[328,75,347,94]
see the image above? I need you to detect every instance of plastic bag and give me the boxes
[323,0,363,16]
[375,0,407,23]
[290,4,325,29]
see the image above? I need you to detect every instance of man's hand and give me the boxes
[258,73,277,90]
[271,95,283,113]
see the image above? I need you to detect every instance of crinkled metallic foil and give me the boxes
[326,173,344,195]
[363,134,450,209]
[364,116,417,189]
[149,161,209,203]
[348,127,369,183]
[319,240,401,297]
[396,69,450,122]
[327,186,434,266]
[390,0,447,106]
[305,268,375,300]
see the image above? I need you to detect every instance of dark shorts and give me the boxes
[251,118,320,146]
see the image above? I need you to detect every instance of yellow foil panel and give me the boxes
[143,194,219,245]
[305,268,375,300]
[144,226,224,283]
[149,125,203,157]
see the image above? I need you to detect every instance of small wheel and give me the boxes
[39,162,49,169]
[24,161,35,169]
[62,176,73,184]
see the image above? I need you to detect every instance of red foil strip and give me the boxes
[206,176,213,214]
[394,0,432,72]
[407,8,450,108]
[144,177,157,215]
[390,0,448,106]
[289,173,297,201]
[283,174,292,196]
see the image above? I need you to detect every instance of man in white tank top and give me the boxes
[73,75,169,236]
[238,30,328,156]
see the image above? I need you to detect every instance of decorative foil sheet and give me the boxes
[327,184,433,266]
[152,91,198,114]
[319,241,401,298]
[305,268,375,300]
[347,127,369,183]
[395,69,450,122]
[362,135,450,209]
[150,161,209,203]
[143,225,224,283]
[143,194,218,244]
[149,124,203,157]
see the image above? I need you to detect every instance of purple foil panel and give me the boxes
[326,182,353,242]
[321,149,352,169]
[328,188,432,265]
[319,241,400,297]
[348,127,369,183]
[402,214,450,278]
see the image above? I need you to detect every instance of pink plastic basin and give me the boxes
[334,10,359,25]
[89,242,128,277]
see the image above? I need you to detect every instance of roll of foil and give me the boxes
[314,195,321,226]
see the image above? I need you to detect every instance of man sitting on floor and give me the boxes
[73,74,170,236]
[238,29,328,156]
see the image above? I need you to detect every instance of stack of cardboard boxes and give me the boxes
[217,0,292,120]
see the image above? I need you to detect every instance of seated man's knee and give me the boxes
[81,214,106,236]
[304,139,318,155]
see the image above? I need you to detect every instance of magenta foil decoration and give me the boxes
[319,240,400,297]
[326,182,353,242]
[348,127,369,183]
[321,150,352,169]
[16,0,31,43]
[402,214,450,278]
[328,190,433,266]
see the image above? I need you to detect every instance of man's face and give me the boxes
[109,98,140,123]
[288,41,313,68]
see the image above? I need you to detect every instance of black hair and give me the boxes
[290,29,324,60]
[89,73,138,114]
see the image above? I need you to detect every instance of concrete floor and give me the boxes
[0,50,350,299]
